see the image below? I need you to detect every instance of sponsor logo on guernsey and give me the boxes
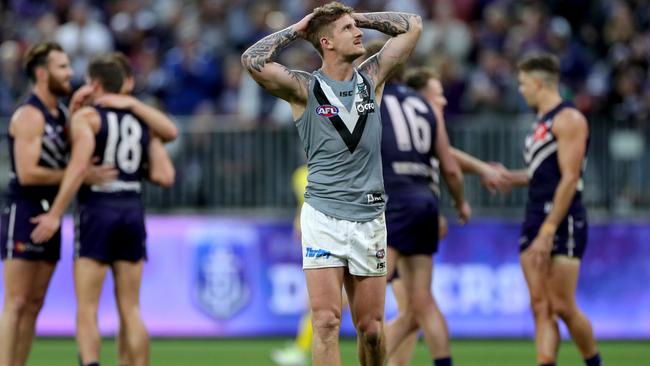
[366,192,385,204]
[315,105,339,117]
[355,101,375,114]
[376,249,385,259]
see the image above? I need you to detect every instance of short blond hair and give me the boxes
[306,2,354,55]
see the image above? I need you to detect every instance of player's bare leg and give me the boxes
[113,260,149,366]
[386,255,450,360]
[384,246,418,366]
[14,261,56,366]
[387,277,419,366]
[305,267,344,366]
[521,253,560,364]
[344,272,386,366]
[0,260,54,366]
[75,258,109,365]
[116,317,130,366]
[548,256,599,359]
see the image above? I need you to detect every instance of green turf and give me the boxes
[26,338,649,365]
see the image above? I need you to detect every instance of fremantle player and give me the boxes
[392,66,511,366]
[30,57,175,366]
[505,53,601,366]
[242,2,421,365]
[0,42,117,366]
[366,53,470,366]
[109,51,177,366]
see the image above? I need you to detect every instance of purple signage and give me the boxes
[0,216,648,338]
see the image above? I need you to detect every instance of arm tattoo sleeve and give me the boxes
[241,27,300,72]
[355,12,414,36]
[279,66,313,93]
[359,55,380,79]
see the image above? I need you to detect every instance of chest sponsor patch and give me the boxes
[355,101,375,114]
[315,105,339,117]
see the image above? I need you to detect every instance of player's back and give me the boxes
[74,106,151,262]
[78,106,150,207]
[380,82,439,202]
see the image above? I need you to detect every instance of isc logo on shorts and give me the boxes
[316,105,339,117]
[305,247,331,259]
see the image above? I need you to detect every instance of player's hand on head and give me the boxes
[456,201,471,225]
[94,94,136,110]
[84,157,118,185]
[293,13,315,38]
[30,214,60,244]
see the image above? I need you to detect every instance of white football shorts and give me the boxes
[300,202,387,276]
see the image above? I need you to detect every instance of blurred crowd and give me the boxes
[0,0,649,125]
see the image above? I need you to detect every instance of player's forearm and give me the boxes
[443,166,466,209]
[148,139,175,188]
[354,12,421,36]
[48,162,88,217]
[508,169,529,187]
[241,27,301,73]
[451,148,488,176]
[17,167,64,186]
[130,101,178,142]
[542,175,580,231]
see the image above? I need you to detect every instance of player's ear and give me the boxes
[35,66,48,83]
[320,36,332,51]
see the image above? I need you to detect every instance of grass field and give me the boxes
[26,338,649,365]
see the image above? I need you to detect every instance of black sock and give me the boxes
[585,352,602,366]
[540,363,556,366]
[85,363,100,366]
[434,357,452,366]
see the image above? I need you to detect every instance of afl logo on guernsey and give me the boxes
[316,105,339,117]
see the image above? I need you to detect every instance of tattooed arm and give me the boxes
[241,14,313,118]
[356,12,422,96]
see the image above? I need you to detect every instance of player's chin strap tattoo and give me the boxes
[353,12,418,36]
[241,27,300,73]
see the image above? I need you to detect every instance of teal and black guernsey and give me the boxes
[296,69,385,222]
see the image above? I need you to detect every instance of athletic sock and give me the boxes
[85,363,100,366]
[434,357,452,366]
[540,363,556,366]
[585,352,602,366]
[295,312,313,353]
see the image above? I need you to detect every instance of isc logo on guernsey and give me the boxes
[316,105,339,117]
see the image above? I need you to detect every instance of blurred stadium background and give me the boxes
[0,0,649,365]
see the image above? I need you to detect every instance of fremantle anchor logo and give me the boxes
[195,245,250,319]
